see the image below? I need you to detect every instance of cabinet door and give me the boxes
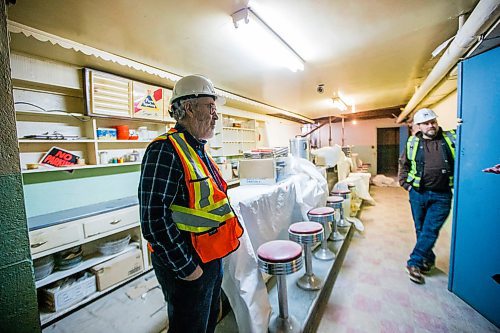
[82,205,140,238]
[85,69,131,117]
[450,46,500,327]
[29,223,84,255]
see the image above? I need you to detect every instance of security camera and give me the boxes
[317,84,325,94]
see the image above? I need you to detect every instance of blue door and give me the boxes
[449,46,500,327]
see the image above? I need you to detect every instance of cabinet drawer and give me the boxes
[30,223,83,255]
[82,206,139,238]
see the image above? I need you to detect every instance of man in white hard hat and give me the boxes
[399,108,456,284]
[139,75,243,332]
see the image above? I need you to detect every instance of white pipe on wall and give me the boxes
[397,0,500,123]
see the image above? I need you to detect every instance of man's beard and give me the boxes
[424,129,437,138]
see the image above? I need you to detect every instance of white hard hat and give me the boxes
[413,108,437,124]
[169,74,224,105]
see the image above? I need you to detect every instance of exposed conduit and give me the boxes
[397,0,500,123]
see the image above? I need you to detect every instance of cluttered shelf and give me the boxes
[35,244,139,289]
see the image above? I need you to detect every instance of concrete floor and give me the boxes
[316,186,498,333]
[43,186,499,333]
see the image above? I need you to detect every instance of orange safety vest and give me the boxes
[148,128,243,263]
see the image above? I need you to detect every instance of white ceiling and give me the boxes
[7,0,480,120]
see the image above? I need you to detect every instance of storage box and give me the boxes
[96,128,117,140]
[91,248,144,291]
[40,272,96,312]
[239,157,289,185]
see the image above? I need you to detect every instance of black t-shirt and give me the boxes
[420,137,450,192]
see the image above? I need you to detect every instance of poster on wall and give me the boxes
[132,82,164,120]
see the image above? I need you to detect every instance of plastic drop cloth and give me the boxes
[222,159,328,333]
[334,172,375,205]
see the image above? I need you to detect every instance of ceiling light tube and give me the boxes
[332,97,348,111]
[232,7,305,72]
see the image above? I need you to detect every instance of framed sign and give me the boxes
[132,82,164,120]
[39,147,81,168]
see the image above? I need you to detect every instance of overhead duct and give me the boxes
[397,0,500,123]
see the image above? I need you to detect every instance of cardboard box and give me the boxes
[41,272,96,312]
[239,157,288,185]
[91,248,144,291]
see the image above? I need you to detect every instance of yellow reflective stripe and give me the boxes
[176,223,212,233]
[407,136,419,183]
[442,131,456,159]
[170,133,216,210]
[171,204,235,223]
[170,134,199,180]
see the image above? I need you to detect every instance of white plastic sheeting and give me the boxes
[335,172,375,205]
[222,158,328,333]
[371,174,400,187]
[311,145,353,181]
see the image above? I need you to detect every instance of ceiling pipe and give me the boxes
[397,0,500,123]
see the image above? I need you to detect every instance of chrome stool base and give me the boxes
[330,230,345,241]
[297,273,322,290]
[269,314,301,333]
[314,247,336,261]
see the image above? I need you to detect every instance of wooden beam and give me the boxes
[314,105,403,123]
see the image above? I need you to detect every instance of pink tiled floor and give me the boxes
[317,186,499,333]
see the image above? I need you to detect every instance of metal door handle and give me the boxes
[31,241,47,248]
[110,219,122,225]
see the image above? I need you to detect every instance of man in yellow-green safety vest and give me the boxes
[399,108,456,285]
[139,75,243,333]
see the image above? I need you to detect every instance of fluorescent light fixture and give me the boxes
[332,96,348,111]
[231,7,305,72]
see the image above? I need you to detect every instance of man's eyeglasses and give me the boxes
[198,103,218,115]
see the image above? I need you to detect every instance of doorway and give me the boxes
[377,127,400,176]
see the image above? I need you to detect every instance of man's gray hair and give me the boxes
[170,98,198,121]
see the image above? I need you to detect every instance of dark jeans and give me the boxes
[151,254,223,333]
[407,188,452,267]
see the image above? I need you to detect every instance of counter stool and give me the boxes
[326,196,345,241]
[257,240,303,333]
[288,221,324,290]
[307,207,336,261]
[330,189,351,228]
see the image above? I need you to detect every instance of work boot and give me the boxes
[406,265,425,284]
[420,261,435,275]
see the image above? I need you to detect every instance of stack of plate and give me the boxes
[34,255,55,281]
[97,234,131,256]
[54,246,83,270]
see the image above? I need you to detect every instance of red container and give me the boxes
[115,125,130,140]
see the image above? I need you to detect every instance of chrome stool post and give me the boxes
[331,189,351,228]
[307,207,336,261]
[326,196,345,241]
[288,221,324,290]
[257,240,303,333]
